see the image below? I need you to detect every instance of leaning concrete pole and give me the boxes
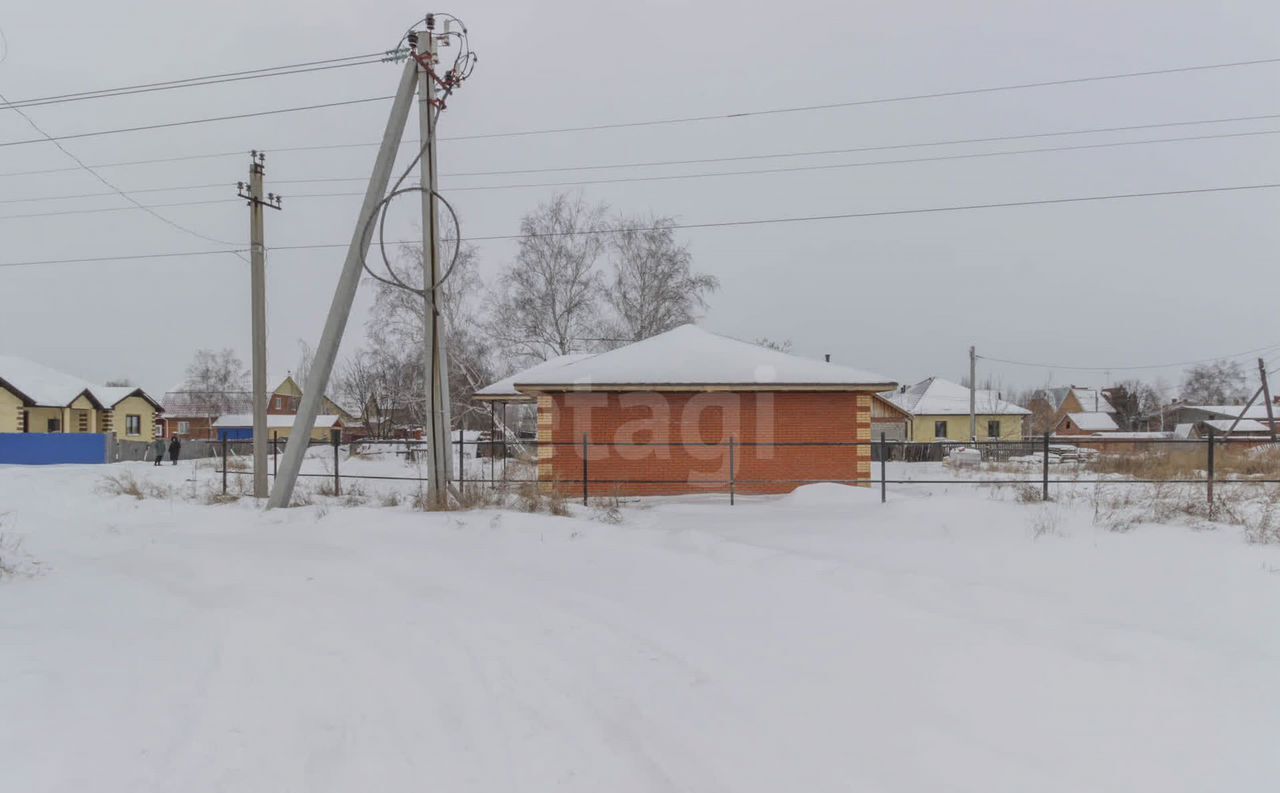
[267,58,419,509]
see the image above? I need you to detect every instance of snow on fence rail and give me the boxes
[211,433,1280,511]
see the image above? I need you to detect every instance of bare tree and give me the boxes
[600,215,718,345]
[104,378,133,387]
[1181,359,1250,404]
[487,193,609,360]
[294,339,315,391]
[364,220,498,430]
[182,348,248,423]
[1108,379,1165,429]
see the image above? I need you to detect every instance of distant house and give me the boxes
[1055,411,1120,436]
[884,377,1030,441]
[1163,403,1278,431]
[0,355,162,441]
[1028,385,1119,432]
[159,372,357,440]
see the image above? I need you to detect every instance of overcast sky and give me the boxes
[1,0,1278,398]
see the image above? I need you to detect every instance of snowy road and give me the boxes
[2,462,1280,792]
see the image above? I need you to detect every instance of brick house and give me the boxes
[160,372,356,440]
[503,325,895,496]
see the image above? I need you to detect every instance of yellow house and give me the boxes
[0,355,163,441]
[884,377,1030,442]
[96,387,163,442]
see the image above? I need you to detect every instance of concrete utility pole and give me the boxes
[267,58,420,510]
[419,18,454,509]
[969,345,977,442]
[237,152,282,498]
[1259,358,1276,442]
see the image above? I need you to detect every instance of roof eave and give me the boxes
[514,381,899,394]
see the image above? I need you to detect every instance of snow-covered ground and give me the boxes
[2,460,1280,792]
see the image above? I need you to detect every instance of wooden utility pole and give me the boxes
[237,152,282,498]
[1259,358,1276,442]
[969,345,977,442]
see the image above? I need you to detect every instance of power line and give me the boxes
[0,86,243,250]
[3,55,1279,150]
[0,53,392,110]
[440,56,1280,142]
[978,342,1280,372]
[440,113,1280,178]
[5,125,1274,215]
[0,95,396,148]
[5,181,1277,269]
[0,198,236,221]
[0,248,242,270]
[431,128,1280,193]
[3,108,1277,181]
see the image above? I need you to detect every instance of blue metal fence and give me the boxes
[0,433,110,465]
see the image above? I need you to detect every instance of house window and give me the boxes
[274,397,282,410]
[178,421,190,435]
[934,420,948,438]
[125,415,142,436]
[47,418,61,433]
[987,420,1000,438]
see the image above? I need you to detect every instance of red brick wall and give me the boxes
[542,391,872,497]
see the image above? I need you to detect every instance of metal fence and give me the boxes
[214,431,1280,510]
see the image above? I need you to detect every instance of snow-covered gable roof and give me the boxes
[213,414,340,429]
[885,377,1030,416]
[1184,405,1275,421]
[1201,419,1270,434]
[1035,385,1117,414]
[0,355,100,408]
[1069,388,1117,414]
[95,386,162,410]
[475,354,594,400]
[1063,411,1119,431]
[513,325,893,392]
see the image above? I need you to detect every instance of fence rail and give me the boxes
[213,430,1280,512]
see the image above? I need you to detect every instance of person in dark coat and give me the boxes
[151,436,166,466]
[168,435,182,465]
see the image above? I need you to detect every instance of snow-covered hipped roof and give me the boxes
[474,354,594,401]
[212,414,341,429]
[886,377,1030,416]
[1063,411,1119,432]
[511,326,894,392]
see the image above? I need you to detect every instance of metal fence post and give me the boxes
[880,432,887,503]
[457,428,464,495]
[1042,432,1050,501]
[1206,428,1216,511]
[221,436,228,495]
[581,433,589,506]
[332,429,341,497]
[272,431,278,479]
[729,436,736,506]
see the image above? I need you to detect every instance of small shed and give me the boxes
[1056,411,1120,436]
[506,325,895,496]
[212,413,341,442]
